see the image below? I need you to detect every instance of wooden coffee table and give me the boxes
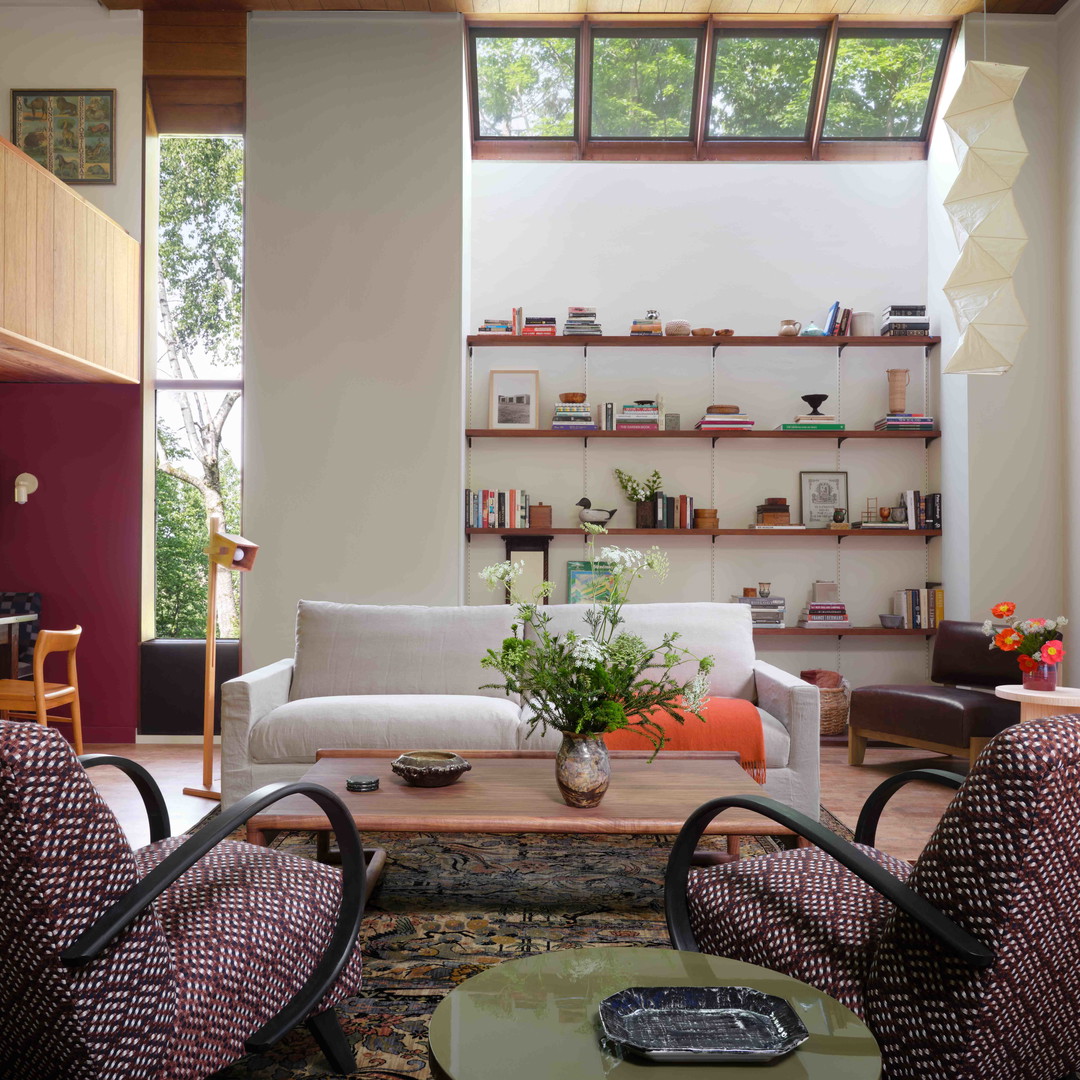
[246,749,792,863]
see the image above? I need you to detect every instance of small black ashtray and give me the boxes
[346,775,380,793]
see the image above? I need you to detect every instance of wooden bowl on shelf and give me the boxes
[559,392,587,403]
[707,405,741,414]
[715,329,735,336]
[691,327,715,337]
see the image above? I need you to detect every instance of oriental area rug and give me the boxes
[210,815,852,1080]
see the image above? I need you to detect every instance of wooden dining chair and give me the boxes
[0,626,83,753]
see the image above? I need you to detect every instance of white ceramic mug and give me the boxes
[850,311,875,337]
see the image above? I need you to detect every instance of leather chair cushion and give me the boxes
[849,685,1020,746]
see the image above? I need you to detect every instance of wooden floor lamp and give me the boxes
[184,512,259,801]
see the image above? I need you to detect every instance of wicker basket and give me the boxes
[818,679,851,736]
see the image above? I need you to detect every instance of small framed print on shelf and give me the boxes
[503,535,552,605]
[799,471,848,528]
[488,369,540,430]
[567,560,615,604]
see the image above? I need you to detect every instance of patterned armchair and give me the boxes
[666,716,1080,1080]
[0,720,368,1079]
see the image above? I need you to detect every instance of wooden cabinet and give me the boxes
[0,136,138,384]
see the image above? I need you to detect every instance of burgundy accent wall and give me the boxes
[0,384,142,743]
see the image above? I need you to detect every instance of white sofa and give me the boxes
[221,600,821,816]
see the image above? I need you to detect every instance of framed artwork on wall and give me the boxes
[567,560,615,604]
[799,471,848,528]
[10,90,115,184]
[503,535,552,605]
[488,369,540,429]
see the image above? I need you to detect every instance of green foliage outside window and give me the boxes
[475,35,576,137]
[709,35,822,138]
[823,35,946,139]
[591,35,698,138]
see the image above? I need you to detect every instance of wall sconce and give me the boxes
[14,473,38,505]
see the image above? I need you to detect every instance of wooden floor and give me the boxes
[85,742,964,861]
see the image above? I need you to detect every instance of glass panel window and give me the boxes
[590,32,700,139]
[823,30,949,140]
[473,33,577,138]
[708,32,824,139]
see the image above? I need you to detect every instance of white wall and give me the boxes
[469,161,935,685]
[0,5,142,239]
[243,13,467,669]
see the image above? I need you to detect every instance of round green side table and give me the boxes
[428,946,881,1080]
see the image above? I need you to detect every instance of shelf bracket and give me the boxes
[836,344,847,358]
[837,435,848,447]
[466,532,471,543]
[712,344,720,358]
[924,344,935,359]
[467,345,473,359]
[711,436,719,448]
[924,435,934,449]
[583,436,589,448]
[583,345,588,360]
[466,434,472,449]
[711,534,717,544]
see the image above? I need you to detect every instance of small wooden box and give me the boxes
[529,504,552,528]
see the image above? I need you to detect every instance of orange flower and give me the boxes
[991,601,1016,619]
[1041,640,1065,665]
[1017,654,1039,673]
[995,628,1022,651]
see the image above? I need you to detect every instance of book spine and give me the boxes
[935,587,944,625]
[667,496,676,530]
[656,491,664,529]
[911,589,919,629]
[679,494,688,530]
[465,488,471,528]
[488,490,496,529]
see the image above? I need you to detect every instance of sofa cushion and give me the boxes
[289,601,517,702]
[250,694,524,763]
[532,603,756,701]
[849,685,1020,746]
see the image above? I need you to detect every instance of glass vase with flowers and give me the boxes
[983,602,1067,691]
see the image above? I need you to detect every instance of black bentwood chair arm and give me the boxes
[854,769,965,847]
[79,754,172,843]
[665,794,992,968]
[61,781,366,1054]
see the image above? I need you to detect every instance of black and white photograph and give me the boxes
[488,369,540,429]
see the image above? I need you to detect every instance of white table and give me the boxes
[995,684,1080,723]
[0,613,37,679]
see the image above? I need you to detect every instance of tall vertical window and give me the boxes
[155,136,244,639]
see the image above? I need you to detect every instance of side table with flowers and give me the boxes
[479,524,714,808]
[983,601,1067,691]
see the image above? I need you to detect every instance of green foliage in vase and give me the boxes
[614,468,663,504]
[479,525,714,755]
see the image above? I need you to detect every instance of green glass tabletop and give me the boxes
[428,947,881,1080]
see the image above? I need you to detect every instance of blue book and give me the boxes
[824,301,840,335]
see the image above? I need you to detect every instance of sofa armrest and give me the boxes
[220,658,294,806]
[753,659,820,815]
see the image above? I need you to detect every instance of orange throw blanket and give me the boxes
[605,697,766,784]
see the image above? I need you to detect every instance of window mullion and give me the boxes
[809,16,840,161]
[693,19,715,158]
[578,18,592,159]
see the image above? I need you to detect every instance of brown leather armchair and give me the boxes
[848,620,1021,766]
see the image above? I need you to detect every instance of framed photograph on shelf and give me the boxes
[503,536,551,606]
[11,90,115,184]
[488,369,540,430]
[567,560,615,605]
[799,471,848,528]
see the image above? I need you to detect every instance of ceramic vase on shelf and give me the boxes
[778,320,802,337]
[555,733,610,808]
[1022,662,1058,692]
[886,369,911,414]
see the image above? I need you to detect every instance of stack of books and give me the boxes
[615,403,660,431]
[893,587,945,629]
[630,317,662,336]
[695,412,754,431]
[779,413,844,431]
[652,492,695,529]
[465,488,531,529]
[799,601,850,629]
[522,316,557,337]
[874,412,936,431]
[821,302,853,336]
[477,318,512,334]
[881,305,929,337]
[551,402,597,431]
[733,595,786,629]
[563,307,602,336]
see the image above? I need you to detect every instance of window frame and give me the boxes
[820,25,953,144]
[466,15,958,163]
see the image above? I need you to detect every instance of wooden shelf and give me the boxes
[467,428,939,444]
[467,527,941,540]
[468,334,939,350]
[753,626,936,638]
[0,326,137,385]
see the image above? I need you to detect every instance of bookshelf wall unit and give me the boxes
[464,334,940,647]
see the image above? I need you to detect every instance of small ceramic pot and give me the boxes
[664,320,692,337]
[555,733,610,808]
[879,613,904,629]
[391,751,471,787]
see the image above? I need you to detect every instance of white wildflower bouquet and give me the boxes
[479,525,714,755]
[614,468,663,504]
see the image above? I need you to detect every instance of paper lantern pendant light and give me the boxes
[942,60,1029,375]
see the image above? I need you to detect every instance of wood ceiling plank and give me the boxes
[144,42,246,77]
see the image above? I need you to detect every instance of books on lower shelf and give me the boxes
[608,401,660,431]
[799,601,851,629]
[651,492,695,529]
[563,306,602,336]
[733,595,786,628]
[696,413,754,430]
[893,586,945,629]
[780,414,845,431]
[551,402,597,431]
[874,413,936,431]
[465,488,531,529]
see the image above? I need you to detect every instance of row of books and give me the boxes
[652,492,696,529]
[862,490,942,530]
[696,412,754,430]
[564,307,602,336]
[552,402,598,431]
[613,402,660,430]
[780,412,843,431]
[465,489,532,529]
[874,412,936,431]
[822,303,852,336]
[882,305,929,337]
[893,587,945,629]
[522,316,557,337]
[799,602,850,629]
[733,595,786,627]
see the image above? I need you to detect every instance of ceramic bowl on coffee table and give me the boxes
[391,750,472,787]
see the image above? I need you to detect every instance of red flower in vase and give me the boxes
[995,628,1023,651]
[1041,640,1066,665]
[1017,654,1040,673]
[992,601,1017,619]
